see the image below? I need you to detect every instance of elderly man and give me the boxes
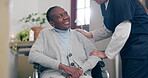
[28,6,105,78]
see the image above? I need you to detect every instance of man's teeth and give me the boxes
[64,22,69,24]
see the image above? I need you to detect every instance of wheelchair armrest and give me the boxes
[98,61,105,68]
[33,61,105,72]
[33,63,48,73]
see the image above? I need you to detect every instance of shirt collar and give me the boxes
[54,28,70,33]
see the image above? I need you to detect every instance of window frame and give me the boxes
[71,0,89,31]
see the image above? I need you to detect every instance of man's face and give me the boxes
[49,7,71,30]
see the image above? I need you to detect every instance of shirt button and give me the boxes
[69,53,72,57]
[71,62,75,66]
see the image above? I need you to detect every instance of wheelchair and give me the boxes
[98,61,110,78]
[32,61,109,78]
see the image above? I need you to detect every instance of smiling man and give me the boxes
[28,6,105,78]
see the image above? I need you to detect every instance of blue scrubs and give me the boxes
[101,0,148,78]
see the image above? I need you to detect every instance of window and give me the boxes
[76,0,90,26]
[71,0,90,31]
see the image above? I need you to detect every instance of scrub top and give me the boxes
[101,0,148,59]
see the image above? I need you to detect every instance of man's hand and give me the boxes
[66,76,72,78]
[90,51,107,59]
[59,64,83,78]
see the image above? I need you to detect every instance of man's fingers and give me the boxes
[70,68,82,78]
[66,76,72,78]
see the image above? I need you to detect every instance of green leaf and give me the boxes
[19,13,47,27]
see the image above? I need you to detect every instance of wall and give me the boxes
[38,0,71,15]
[90,1,116,78]
[10,0,71,36]
[10,0,38,36]
[0,0,9,78]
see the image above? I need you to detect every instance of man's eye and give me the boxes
[64,12,68,15]
[57,15,62,18]
[65,12,69,16]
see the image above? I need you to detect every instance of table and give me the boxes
[9,41,35,78]
[9,41,35,56]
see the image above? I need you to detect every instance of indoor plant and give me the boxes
[16,29,29,41]
[20,13,47,40]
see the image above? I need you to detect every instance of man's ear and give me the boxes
[49,21,55,27]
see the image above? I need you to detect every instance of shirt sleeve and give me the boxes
[105,21,131,59]
[91,25,112,42]
[28,31,61,70]
[75,31,101,72]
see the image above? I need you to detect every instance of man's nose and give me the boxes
[63,15,69,20]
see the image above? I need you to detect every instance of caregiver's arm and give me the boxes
[105,21,131,59]
[74,25,112,41]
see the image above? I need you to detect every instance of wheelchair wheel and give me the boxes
[32,69,39,78]
[101,68,110,78]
